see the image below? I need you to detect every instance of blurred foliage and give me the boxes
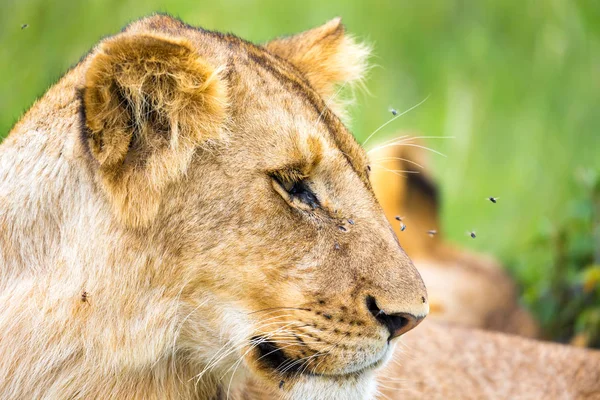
[510,169,600,347]
[1,1,599,345]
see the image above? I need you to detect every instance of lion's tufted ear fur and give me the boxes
[82,32,228,228]
[265,18,371,120]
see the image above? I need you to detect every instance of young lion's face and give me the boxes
[81,16,428,399]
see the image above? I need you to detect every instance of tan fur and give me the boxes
[0,15,427,400]
[377,320,600,399]
[370,139,538,337]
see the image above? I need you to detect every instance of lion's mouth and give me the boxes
[254,337,385,379]
[255,339,305,375]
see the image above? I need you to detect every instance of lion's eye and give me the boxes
[273,176,320,210]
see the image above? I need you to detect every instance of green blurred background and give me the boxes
[1,0,599,345]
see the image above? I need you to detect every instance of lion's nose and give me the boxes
[366,295,425,340]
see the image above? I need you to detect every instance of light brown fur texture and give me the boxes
[0,14,598,400]
[370,140,538,337]
[377,320,600,399]
[0,15,428,400]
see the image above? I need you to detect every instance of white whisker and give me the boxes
[369,157,425,170]
[368,142,447,158]
[362,95,430,146]
[370,165,420,177]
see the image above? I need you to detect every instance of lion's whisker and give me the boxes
[225,339,309,399]
[368,142,447,158]
[362,95,430,146]
[248,306,311,315]
[374,388,394,400]
[368,134,454,155]
[367,134,411,149]
[197,319,313,385]
[195,318,303,383]
[367,135,453,157]
[369,165,420,177]
[368,156,425,169]
[287,334,344,378]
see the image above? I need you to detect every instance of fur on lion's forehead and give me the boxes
[122,13,371,184]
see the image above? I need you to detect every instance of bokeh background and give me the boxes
[1,0,599,346]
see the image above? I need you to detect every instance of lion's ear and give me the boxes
[265,18,370,118]
[82,32,227,227]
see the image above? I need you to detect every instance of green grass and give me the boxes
[2,0,599,344]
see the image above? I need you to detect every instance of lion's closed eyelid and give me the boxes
[271,175,320,211]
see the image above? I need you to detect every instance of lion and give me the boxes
[369,140,538,337]
[0,14,598,400]
[0,14,428,400]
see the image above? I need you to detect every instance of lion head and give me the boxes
[0,15,427,399]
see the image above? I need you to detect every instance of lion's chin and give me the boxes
[246,347,392,400]
[284,372,379,400]
[243,337,396,398]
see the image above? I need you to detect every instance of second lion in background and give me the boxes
[369,136,538,338]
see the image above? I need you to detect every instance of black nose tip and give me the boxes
[366,295,422,340]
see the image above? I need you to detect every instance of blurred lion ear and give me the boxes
[265,18,371,118]
[82,32,228,227]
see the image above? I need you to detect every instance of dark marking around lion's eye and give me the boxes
[289,181,320,209]
[274,176,320,209]
[338,225,347,232]
[347,219,355,225]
